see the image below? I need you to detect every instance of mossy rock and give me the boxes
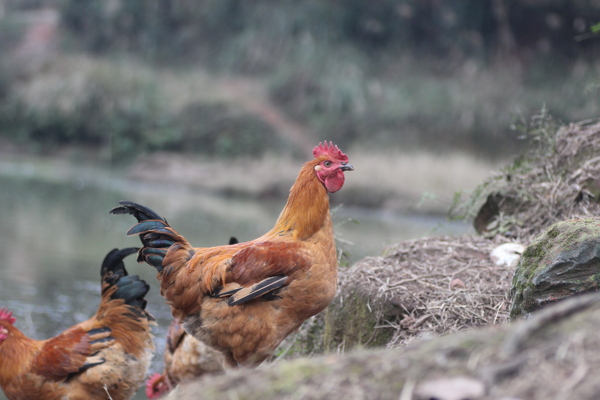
[322,289,399,351]
[510,217,600,318]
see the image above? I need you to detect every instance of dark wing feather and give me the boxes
[211,241,312,305]
[211,282,243,298]
[227,276,287,306]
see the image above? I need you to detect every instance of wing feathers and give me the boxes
[33,327,113,380]
[212,282,243,298]
[86,327,111,339]
[227,276,287,306]
[78,356,106,372]
[230,242,310,286]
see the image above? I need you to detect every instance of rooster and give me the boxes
[146,238,238,399]
[111,141,353,367]
[0,248,156,400]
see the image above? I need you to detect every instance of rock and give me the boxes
[510,217,600,318]
[167,293,600,400]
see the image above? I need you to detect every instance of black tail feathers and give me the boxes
[101,247,138,281]
[110,201,179,273]
[101,247,150,311]
[112,274,150,310]
[110,201,166,223]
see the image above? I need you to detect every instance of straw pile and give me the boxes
[460,118,600,240]
[323,235,515,350]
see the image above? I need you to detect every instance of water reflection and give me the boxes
[0,173,471,399]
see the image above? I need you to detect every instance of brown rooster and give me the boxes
[0,248,156,400]
[111,142,353,367]
[146,238,238,399]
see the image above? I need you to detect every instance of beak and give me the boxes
[340,163,354,172]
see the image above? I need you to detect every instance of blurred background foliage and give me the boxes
[0,0,599,162]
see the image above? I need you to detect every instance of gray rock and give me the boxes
[510,217,600,318]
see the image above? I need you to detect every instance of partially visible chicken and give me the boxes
[146,238,239,399]
[0,248,156,400]
[145,319,225,399]
[111,142,353,367]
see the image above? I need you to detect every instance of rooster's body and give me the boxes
[147,237,239,399]
[0,248,155,400]
[112,142,353,367]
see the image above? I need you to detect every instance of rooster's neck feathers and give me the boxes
[270,159,330,240]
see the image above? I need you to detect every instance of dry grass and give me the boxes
[336,235,515,348]
[285,233,518,359]
[453,117,600,241]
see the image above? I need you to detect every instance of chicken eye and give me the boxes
[324,161,332,167]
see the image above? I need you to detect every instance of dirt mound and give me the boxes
[170,293,600,400]
[453,116,600,241]
[286,235,518,357]
[332,235,516,348]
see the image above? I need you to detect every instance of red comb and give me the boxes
[0,308,16,325]
[312,141,349,162]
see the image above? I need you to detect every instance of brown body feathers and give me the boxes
[113,142,353,367]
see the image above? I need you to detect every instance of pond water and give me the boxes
[0,164,472,400]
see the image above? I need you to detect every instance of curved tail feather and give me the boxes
[101,247,137,283]
[110,201,166,223]
[101,247,150,311]
[110,201,194,273]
